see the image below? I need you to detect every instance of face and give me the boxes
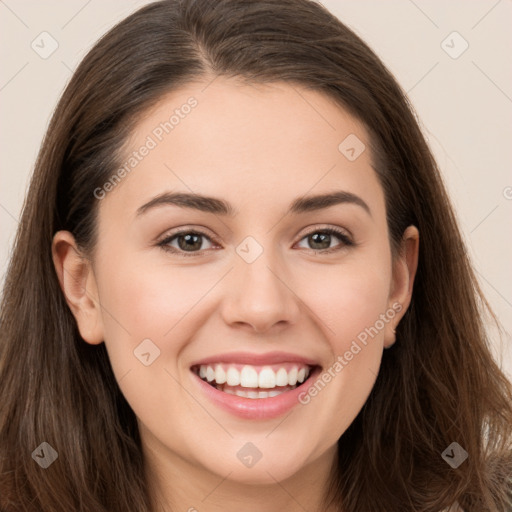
[54,78,417,489]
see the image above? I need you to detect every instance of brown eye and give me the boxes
[159,230,215,255]
[296,228,353,252]
[307,232,333,250]
[176,233,204,251]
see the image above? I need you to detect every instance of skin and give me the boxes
[53,77,419,512]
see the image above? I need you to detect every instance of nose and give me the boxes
[220,246,301,334]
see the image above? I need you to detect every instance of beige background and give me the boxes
[1,1,511,377]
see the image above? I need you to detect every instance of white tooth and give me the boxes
[234,389,249,398]
[258,366,276,388]
[224,388,235,395]
[206,366,215,382]
[288,367,298,386]
[240,365,259,388]
[275,368,288,387]
[268,390,283,397]
[304,366,311,379]
[199,365,207,378]
[297,368,306,383]
[215,364,226,384]
[226,367,241,386]
[247,390,259,399]
[257,391,269,398]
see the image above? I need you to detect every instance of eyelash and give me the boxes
[157,226,355,258]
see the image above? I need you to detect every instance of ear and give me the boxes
[51,230,104,345]
[383,225,419,348]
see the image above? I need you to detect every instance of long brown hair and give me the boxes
[1,1,511,510]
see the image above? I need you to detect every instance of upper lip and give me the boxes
[190,351,319,367]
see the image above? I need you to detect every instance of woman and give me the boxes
[1,0,511,510]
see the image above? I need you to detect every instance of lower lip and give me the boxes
[190,367,322,420]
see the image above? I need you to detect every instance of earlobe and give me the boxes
[384,225,420,348]
[51,230,104,345]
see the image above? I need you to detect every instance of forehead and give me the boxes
[100,78,385,221]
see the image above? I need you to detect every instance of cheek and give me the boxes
[295,254,392,349]
[92,256,214,428]
[292,255,391,437]
[95,255,220,340]
[91,252,225,389]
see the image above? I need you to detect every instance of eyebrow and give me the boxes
[136,190,371,217]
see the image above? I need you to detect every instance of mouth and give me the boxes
[189,352,322,419]
[190,362,318,399]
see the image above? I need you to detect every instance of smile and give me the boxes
[191,363,313,398]
[189,352,322,419]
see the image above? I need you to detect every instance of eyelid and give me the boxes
[295,223,353,242]
[156,225,218,244]
[156,226,220,257]
[293,224,354,254]
[157,224,354,256]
